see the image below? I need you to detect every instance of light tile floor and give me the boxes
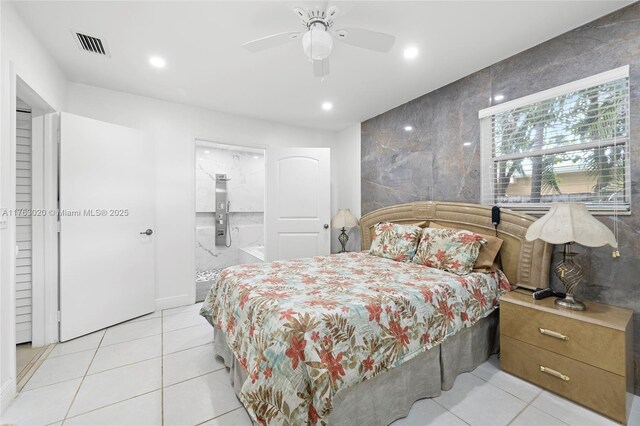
[2,303,638,426]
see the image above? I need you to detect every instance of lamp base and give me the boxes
[554,243,586,311]
[554,294,586,311]
[338,228,348,253]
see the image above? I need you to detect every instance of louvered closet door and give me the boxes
[16,102,33,344]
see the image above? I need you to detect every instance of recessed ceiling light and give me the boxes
[322,102,333,111]
[403,46,419,60]
[463,142,473,147]
[493,94,505,102]
[253,155,259,159]
[149,56,166,68]
[198,157,204,161]
[404,126,413,131]
[204,150,210,154]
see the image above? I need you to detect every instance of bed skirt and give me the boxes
[213,309,499,425]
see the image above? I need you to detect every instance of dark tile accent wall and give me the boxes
[361,3,640,393]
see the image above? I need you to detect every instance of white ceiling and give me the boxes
[14,1,632,131]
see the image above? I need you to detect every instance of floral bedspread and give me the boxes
[200,252,510,425]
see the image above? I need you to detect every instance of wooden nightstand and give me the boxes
[500,290,634,424]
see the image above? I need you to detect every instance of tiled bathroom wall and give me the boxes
[195,143,264,271]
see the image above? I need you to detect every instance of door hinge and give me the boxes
[57,311,61,322]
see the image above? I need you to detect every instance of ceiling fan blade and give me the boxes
[241,32,301,53]
[335,27,396,52]
[313,58,330,78]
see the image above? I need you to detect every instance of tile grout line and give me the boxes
[162,305,203,318]
[467,371,531,402]
[20,347,103,392]
[163,341,213,357]
[469,366,543,405]
[61,330,107,424]
[50,319,207,365]
[163,367,225,390]
[84,353,162,378]
[505,399,532,426]
[58,319,168,422]
[98,318,163,349]
[8,305,209,425]
[20,324,211,396]
[46,329,105,354]
[51,326,161,355]
[525,391,571,425]
[20,375,90,394]
[62,389,160,423]
[163,321,210,335]
[431,399,471,425]
[195,406,245,426]
[67,318,205,353]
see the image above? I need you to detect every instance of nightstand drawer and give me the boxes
[501,301,626,375]
[501,335,626,424]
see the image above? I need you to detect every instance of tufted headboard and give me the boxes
[359,202,552,290]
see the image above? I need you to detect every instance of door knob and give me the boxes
[323,224,329,229]
[140,229,153,236]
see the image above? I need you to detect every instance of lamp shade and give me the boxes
[331,209,359,229]
[302,28,333,60]
[525,203,617,248]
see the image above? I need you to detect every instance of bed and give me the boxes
[200,201,552,425]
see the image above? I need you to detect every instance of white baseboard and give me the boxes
[1,378,16,413]
[155,293,194,311]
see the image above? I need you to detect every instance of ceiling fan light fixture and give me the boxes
[302,27,333,60]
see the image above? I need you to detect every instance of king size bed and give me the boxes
[200,202,552,425]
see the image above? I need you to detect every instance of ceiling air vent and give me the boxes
[72,31,110,56]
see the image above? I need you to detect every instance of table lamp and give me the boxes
[525,203,618,311]
[331,209,359,253]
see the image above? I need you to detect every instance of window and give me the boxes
[479,66,630,214]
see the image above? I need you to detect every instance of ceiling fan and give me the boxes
[241,4,396,78]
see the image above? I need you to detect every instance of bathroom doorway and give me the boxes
[194,141,265,302]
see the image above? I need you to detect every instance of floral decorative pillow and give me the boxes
[369,222,423,262]
[429,222,503,272]
[412,228,485,275]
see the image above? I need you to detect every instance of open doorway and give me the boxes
[13,77,58,390]
[14,97,46,385]
[194,140,265,302]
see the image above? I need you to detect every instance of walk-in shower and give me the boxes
[195,141,265,301]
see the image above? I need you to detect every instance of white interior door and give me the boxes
[265,147,330,261]
[59,112,155,342]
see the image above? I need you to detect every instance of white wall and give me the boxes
[67,82,361,309]
[0,1,68,411]
[330,124,361,253]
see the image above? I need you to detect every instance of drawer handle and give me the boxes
[539,328,569,341]
[539,365,570,382]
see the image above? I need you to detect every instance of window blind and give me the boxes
[479,66,630,214]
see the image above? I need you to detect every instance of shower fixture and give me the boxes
[215,174,232,247]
